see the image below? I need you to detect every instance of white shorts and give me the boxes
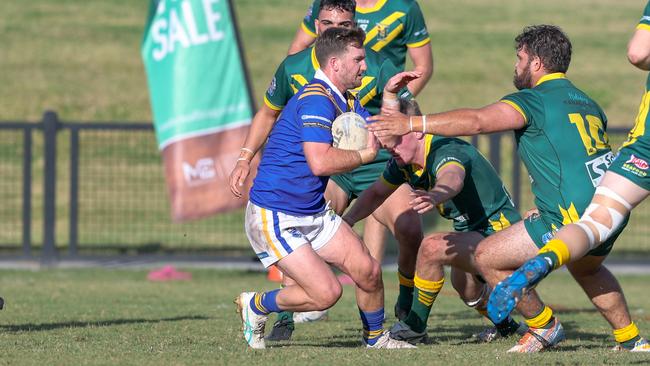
[245,201,342,268]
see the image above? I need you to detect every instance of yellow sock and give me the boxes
[525,306,553,329]
[614,322,640,343]
[538,238,571,269]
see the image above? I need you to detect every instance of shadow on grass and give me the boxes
[0,314,210,332]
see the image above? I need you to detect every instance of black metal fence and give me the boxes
[0,112,647,263]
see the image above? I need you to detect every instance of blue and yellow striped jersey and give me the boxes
[251,75,371,216]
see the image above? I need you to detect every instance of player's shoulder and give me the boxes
[387,0,421,12]
[283,47,315,71]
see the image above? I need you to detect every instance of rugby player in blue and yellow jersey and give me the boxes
[230,0,424,340]
[485,6,650,353]
[235,27,415,350]
[368,24,648,353]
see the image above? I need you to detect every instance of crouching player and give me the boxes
[343,98,523,344]
[235,27,415,350]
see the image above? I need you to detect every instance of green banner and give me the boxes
[142,0,253,149]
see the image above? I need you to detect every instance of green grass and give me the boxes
[2,268,650,364]
[2,0,650,254]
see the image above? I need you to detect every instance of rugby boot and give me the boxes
[612,337,650,352]
[488,257,551,324]
[234,292,267,349]
[365,330,417,349]
[507,317,565,353]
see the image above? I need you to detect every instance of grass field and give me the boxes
[3,0,650,255]
[1,268,650,364]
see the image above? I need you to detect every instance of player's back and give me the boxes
[503,74,613,223]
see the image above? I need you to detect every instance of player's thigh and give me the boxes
[371,184,420,233]
[317,221,377,278]
[325,176,353,215]
[276,244,340,298]
[420,231,485,274]
[475,220,538,270]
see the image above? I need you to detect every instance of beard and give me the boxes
[513,63,533,90]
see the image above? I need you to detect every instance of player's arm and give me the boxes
[229,104,281,197]
[381,70,422,114]
[343,179,398,226]
[288,25,317,55]
[303,132,378,176]
[404,43,433,96]
[627,26,650,70]
[368,101,526,137]
[410,164,465,214]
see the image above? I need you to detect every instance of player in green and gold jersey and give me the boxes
[367,24,648,353]
[291,0,432,95]
[229,0,424,342]
[485,5,650,353]
[343,98,523,344]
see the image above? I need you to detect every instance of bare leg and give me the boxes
[567,255,632,329]
[475,221,546,318]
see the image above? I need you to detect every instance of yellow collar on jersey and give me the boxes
[357,0,388,13]
[311,47,320,70]
[535,72,566,87]
[412,134,434,177]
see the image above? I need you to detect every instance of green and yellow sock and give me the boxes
[404,275,444,333]
[397,270,414,313]
[537,238,571,270]
[614,322,641,350]
[525,305,554,329]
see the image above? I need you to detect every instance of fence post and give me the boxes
[42,110,58,265]
[22,128,32,257]
[489,133,501,174]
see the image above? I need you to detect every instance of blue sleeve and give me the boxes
[299,95,336,144]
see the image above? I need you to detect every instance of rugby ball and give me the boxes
[331,112,368,150]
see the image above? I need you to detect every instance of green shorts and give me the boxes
[330,150,391,200]
[524,212,628,256]
[608,136,650,191]
[455,203,522,237]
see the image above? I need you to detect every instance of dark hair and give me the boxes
[399,98,422,116]
[319,0,356,15]
[515,25,572,73]
[315,27,365,67]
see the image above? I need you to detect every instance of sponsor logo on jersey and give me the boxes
[376,23,387,40]
[357,19,370,31]
[585,151,614,187]
[626,154,648,170]
[267,77,277,96]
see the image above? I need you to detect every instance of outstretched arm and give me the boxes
[368,101,526,137]
[287,25,316,55]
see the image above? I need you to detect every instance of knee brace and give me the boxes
[575,186,631,250]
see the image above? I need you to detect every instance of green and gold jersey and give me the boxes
[501,73,613,227]
[382,135,520,233]
[264,46,409,115]
[302,0,430,71]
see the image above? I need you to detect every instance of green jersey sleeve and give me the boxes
[382,158,408,187]
[430,143,470,178]
[501,89,543,127]
[301,0,319,37]
[264,59,292,111]
[405,1,430,48]
[639,1,650,29]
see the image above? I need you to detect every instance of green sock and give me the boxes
[404,275,444,333]
[397,270,414,313]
